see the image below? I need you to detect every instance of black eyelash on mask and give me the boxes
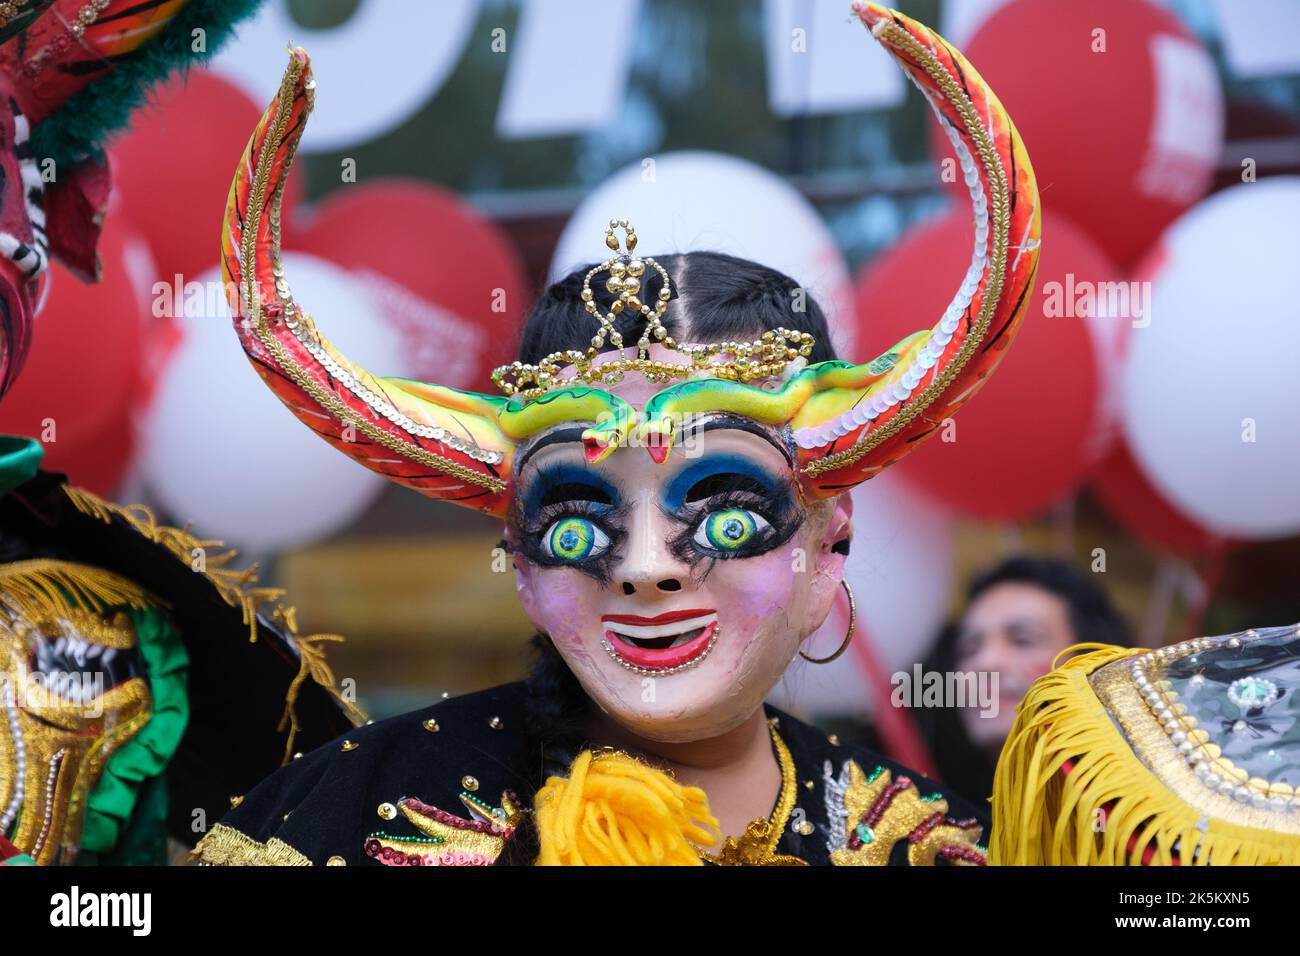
[662,483,805,567]
[513,499,628,586]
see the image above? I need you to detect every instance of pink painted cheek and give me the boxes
[704,543,805,636]
[518,565,603,649]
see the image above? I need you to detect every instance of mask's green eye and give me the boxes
[695,508,770,552]
[544,516,610,563]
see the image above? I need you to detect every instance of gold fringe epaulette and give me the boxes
[991,643,1300,866]
[0,559,161,623]
[61,485,368,760]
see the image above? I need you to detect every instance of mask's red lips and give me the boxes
[600,609,719,674]
[601,608,714,626]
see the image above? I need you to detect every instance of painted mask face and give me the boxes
[0,605,149,864]
[509,362,851,742]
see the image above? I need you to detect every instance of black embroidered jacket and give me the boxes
[193,681,989,866]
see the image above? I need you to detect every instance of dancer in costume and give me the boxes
[0,0,365,867]
[993,623,1300,866]
[0,436,364,866]
[193,2,1040,867]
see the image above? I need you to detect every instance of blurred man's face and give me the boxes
[954,582,1076,747]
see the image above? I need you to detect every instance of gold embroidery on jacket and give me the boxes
[190,822,313,866]
[825,761,986,866]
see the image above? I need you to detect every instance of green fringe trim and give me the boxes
[0,435,44,498]
[79,605,189,860]
[30,0,266,169]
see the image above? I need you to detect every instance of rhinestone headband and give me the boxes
[491,218,816,401]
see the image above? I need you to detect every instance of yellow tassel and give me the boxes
[991,643,1300,865]
[533,750,722,865]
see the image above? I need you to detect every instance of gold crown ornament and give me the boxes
[489,219,817,402]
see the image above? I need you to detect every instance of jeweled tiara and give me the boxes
[490,219,816,402]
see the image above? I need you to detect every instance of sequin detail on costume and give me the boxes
[363,790,522,866]
[823,760,986,866]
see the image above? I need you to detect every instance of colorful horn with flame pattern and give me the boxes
[221,3,1039,520]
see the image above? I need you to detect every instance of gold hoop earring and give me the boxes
[799,580,856,665]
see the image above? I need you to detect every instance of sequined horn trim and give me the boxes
[221,48,518,518]
[796,3,1040,495]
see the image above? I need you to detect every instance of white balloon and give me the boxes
[770,472,954,718]
[550,151,857,357]
[211,0,479,151]
[1123,178,1300,539]
[140,254,400,552]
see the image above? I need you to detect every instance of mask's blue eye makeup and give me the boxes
[544,516,610,562]
[696,508,770,552]
[661,453,805,565]
[514,459,626,582]
[523,462,617,513]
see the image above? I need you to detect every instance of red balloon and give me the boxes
[1092,439,1232,557]
[289,180,530,392]
[41,408,137,497]
[854,211,1112,521]
[109,69,302,285]
[931,0,1222,268]
[0,210,150,493]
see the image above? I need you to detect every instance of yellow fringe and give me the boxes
[991,643,1300,865]
[534,750,722,865]
[0,559,161,622]
[61,484,368,760]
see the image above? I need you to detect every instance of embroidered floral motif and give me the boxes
[823,760,985,866]
[364,790,523,866]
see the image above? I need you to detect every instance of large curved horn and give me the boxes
[222,50,522,516]
[793,2,1041,497]
[223,50,645,516]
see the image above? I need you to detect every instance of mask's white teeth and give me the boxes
[616,626,706,650]
[601,625,722,677]
[605,613,717,641]
[668,628,703,649]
